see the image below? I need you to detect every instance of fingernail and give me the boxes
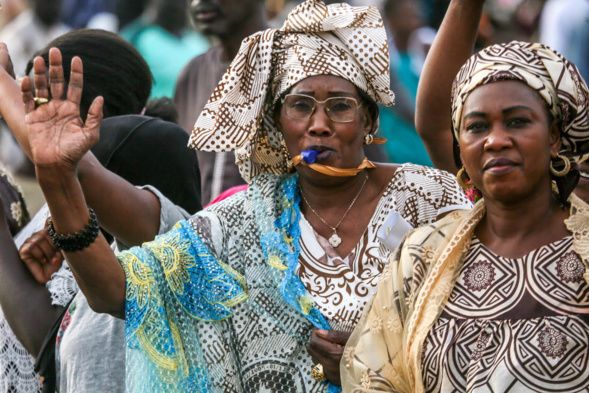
[317,330,327,338]
[52,256,60,264]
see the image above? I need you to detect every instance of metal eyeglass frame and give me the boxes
[281,93,362,123]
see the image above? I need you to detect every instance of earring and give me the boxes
[364,134,374,145]
[456,166,473,190]
[550,154,571,177]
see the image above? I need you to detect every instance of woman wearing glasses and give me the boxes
[19,1,470,391]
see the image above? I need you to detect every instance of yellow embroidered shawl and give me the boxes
[341,194,589,392]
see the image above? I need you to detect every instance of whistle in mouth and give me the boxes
[301,150,319,164]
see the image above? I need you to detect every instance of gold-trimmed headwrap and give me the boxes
[188,0,395,182]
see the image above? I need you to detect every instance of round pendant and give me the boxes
[329,233,342,248]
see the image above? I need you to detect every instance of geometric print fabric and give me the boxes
[189,0,395,182]
[423,236,589,392]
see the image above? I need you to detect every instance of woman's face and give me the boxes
[459,80,560,203]
[276,75,373,178]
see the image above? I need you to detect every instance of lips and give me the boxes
[191,5,220,23]
[305,145,335,163]
[483,157,517,172]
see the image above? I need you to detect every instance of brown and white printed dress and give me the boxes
[296,164,471,332]
[422,235,589,392]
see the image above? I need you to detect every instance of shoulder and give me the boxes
[392,164,466,199]
[383,164,470,225]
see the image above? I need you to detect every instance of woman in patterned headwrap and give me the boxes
[341,1,589,392]
[18,1,470,391]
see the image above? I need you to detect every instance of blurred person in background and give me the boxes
[120,0,209,98]
[174,0,267,204]
[59,0,117,31]
[379,0,433,166]
[0,0,69,77]
[0,0,27,30]
[114,0,149,30]
[539,0,589,81]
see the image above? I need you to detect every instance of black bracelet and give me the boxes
[47,207,100,252]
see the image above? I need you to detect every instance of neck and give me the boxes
[480,185,565,241]
[220,15,267,62]
[298,170,369,211]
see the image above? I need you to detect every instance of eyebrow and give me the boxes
[502,105,532,113]
[463,105,533,119]
[293,91,356,97]
[463,111,486,120]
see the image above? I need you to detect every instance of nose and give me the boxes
[484,124,513,151]
[307,104,332,137]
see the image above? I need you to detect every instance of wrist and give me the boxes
[35,164,78,189]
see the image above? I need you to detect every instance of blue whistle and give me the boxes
[301,150,319,164]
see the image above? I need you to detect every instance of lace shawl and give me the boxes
[118,174,343,392]
[341,193,589,392]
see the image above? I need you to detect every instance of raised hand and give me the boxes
[21,48,103,172]
[0,43,15,79]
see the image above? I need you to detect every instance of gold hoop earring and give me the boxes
[456,166,473,190]
[364,134,374,145]
[550,154,571,177]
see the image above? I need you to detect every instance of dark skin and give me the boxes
[415,0,485,174]
[24,57,436,385]
[276,75,401,384]
[415,0,589,201]
[189,0,266,62]
[0,45,161,354]
[19,223,63,285]
[0,201,62,358]
[0,44,161,248]
[459,80,570,257]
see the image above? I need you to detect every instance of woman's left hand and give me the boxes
[21,48,103,172]
[307,328,351,386]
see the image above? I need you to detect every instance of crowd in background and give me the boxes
[0,0,587,213]
[0,0,587,392]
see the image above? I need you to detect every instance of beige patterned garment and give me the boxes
[189,0,395,182]
[451,41,589,158]
[297,164,471,333]
[341,194,589,393]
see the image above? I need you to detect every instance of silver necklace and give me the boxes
[299,173,369,248]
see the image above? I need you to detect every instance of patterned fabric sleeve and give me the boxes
[118,220,248,392]
[392,164,471,228]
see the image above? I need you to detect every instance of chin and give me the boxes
[482,182,526,203]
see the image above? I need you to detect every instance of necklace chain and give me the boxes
[299,173,369,244]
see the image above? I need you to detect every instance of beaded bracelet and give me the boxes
[47,207,100,252]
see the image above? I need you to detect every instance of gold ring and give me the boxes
[33,97,49,107]
[311,363,327,382]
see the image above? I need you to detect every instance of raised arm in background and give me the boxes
[0,43,160,247]
[0,206,63,357]
[415,0,485,173]
[21,49,126,317]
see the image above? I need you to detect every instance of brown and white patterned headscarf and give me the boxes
[188,0,395,182]
[451,41,589,159]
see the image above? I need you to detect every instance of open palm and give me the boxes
[21,48,103,171]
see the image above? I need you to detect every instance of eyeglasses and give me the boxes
[281,94,361,123]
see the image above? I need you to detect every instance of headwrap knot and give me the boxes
[189,0,395,182]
